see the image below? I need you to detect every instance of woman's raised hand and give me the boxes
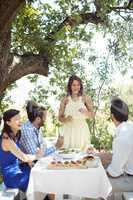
[79,108,87,115]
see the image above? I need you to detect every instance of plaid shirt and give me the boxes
[19,121,56,156]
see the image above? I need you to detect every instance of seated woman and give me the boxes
[0,109,43,192]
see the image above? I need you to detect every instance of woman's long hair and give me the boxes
[2,109,21,141]
[67,75,83,96]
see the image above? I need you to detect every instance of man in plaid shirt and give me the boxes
[19,101,63,157]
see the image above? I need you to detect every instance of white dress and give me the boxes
[61,96,90,150]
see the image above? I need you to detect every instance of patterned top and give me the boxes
[19,121,56,156]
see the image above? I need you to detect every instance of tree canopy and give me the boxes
[0,0,133,95]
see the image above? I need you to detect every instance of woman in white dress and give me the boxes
[58,75,95,151]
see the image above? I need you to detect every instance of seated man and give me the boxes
[96,98,133,192]
[19,101,63,157]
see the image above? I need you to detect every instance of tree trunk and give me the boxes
[0,0,25,96]
[0,0,48,97]
[0,0,25,40]
[0,53,49,94]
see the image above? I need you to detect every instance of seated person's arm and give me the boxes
[2,136,42,162]
[95,152,112,168]
[106,138,131,177]
[44,146,56,156]
[38,131,56,156]
[44,137,64,156]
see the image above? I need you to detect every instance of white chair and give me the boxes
[122,192,133,200]
[0,182,19,200]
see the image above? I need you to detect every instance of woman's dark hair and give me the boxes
[2,109,21,141]
[111,98,128,122]
[26,101,46,122]
[67,75,83,96]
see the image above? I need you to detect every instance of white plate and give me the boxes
[57,149,81,159]
[58,153,78,159]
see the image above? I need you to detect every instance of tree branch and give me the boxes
[111,0,133,11]
[0,53,49,94]
[115,11,128,21]
[46,12,104,41]
[111,6,133,10]
[46,0,133,43]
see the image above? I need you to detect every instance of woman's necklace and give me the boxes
[71,95,79,101]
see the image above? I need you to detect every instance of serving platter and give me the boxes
[47,154,100,169]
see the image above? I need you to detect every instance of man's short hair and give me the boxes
[110,98,128,122]
[26,101,46,122]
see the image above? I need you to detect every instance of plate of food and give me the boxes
[57,148,80,159]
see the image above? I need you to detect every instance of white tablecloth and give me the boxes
[27,157,112,200]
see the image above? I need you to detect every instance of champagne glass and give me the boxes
[58,127,64,137]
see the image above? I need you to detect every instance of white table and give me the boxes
[27,157,112,200]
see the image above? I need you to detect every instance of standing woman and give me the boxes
[58,75,94,151]
[0,109,42,192]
